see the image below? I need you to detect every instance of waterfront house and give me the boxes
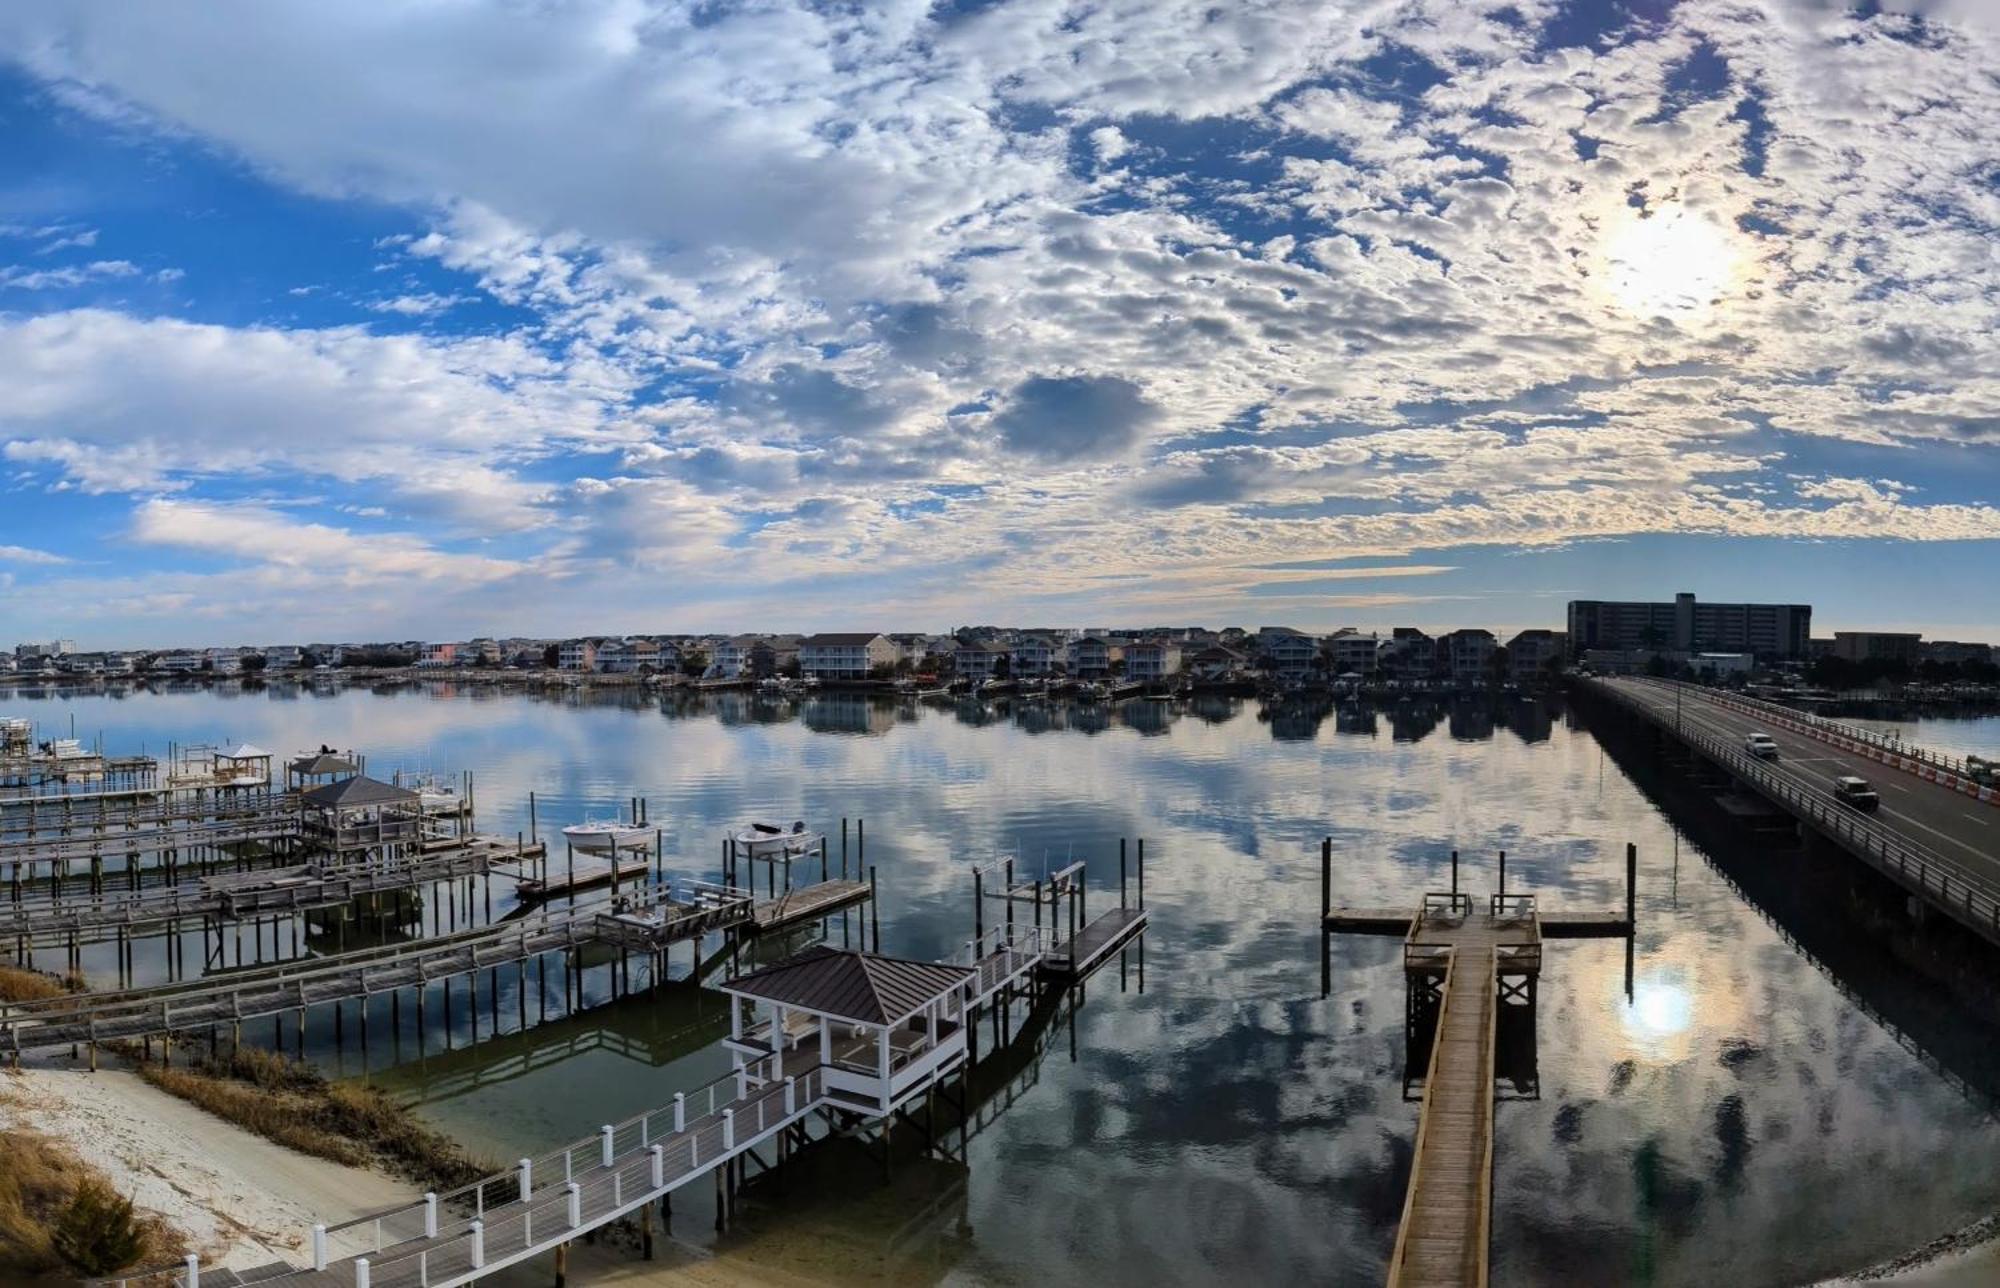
[206,647,244,675]
[1124,640,1182,683]
[1441,628,1499,684]
[1010,634,1060,678]
[418,642,459,668]
[952,640,1007,682]
[1187,644,1247,682]
[1256,627,1321,680]
[1379,628,1436,683]
[800,633,896,681]
[1505,629,1567,681]
[1324,629,1383,677]
[467,638,502,666]
[559,639,598,672]
[1066,635,1121,679]
[264,645,304,671]
[156,651,203,673]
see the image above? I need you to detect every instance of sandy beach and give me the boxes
[0,1049,407,1273]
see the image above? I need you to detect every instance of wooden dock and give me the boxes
[514,856,651,903]
[1322,879,1633,1288]
[1389,943,1496,1288]
[749,878,871,932]
[1039,905,1148,978]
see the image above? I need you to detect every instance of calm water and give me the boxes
[8,681,2000,1287]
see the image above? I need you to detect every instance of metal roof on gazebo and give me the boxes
[721,946,972,1027]
[289,752,358,776]
[300,775,419,810]
[219,743,271,761]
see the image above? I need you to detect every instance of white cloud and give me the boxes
[0,259,138,289]
[0,0,1995,636]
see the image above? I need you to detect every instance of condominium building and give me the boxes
[1566,592,1811,659]
[1831,631,1922,664]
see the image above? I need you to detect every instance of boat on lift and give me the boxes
[731,820,819,860]
[561,819,653,853]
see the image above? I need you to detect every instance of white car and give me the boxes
[1744,732,1779,759]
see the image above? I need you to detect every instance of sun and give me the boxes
[1601,204,1739,318]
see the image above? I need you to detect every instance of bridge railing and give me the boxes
[1587,679,2000,936]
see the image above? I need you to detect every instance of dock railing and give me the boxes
[956,922,1044,1004]
[1589,679,2000,938]
[1387,946,1458,1286]
[321,1052,796,1267]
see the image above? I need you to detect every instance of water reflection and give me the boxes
[5,682,1999,1286]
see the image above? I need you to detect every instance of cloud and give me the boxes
[0,259,138,290]
[992,375,1160,462]
[0,1,1996,637]
[0,544,68,564]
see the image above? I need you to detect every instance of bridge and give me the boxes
[1583,678,2000,946]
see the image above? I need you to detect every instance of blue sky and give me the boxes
[0,0,1996,648]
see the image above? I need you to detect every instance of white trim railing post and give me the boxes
[354,1258,370,1288]
[723,1108,735,1150]
[566,1181,582,1229]
[470,1219,484,1269]
[784,1076,795,1115]
[185,1253,200,1288]
[649,1143,664,1188]
[312,1224,327,1271]
[600,1125,614,1167]
[613,1171,623,1208]
[518,1157,532,1202]
[673,1092,685,1133]
[737,1064,748,1099]
[424,1192,438,1239]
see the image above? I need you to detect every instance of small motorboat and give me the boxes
[731,820,819,860]
[562,819,653,853]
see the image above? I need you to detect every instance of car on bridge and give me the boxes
[1833,776,1880,812]
[1744,732,1779,759]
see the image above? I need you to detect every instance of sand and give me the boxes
[0,1050,407,1272]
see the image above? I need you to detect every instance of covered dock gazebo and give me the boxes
[720,946,974,1116]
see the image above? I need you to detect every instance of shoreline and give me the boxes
[0,1049,407,1273]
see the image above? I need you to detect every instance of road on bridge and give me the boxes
[1606,678,1998,885]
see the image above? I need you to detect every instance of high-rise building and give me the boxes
[1566,592,1811,659]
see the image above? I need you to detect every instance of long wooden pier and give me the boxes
[1323,852,1635,1288]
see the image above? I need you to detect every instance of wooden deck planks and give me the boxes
[1388,933,1498,1288]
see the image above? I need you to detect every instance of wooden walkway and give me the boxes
[1388,943,1496,1288]
[1,838,526,947]
[749,878,871,931]
[1039,905,1148,978]
[0,881,720,1055]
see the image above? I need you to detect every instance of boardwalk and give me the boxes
[749,877,871,931]
[1040,904,1148,977]
[2,838,526,948]
[1389,943,1495,1288]
[1590,677,2000,945]
[0,881,731,1056]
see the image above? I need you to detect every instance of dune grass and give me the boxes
[0,1124,181,1280]
[0,965,82,1004]
[134,1045,496,1192]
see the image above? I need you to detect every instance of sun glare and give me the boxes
[1602,204,1739,318]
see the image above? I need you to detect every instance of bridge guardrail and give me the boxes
[1586,680,2000,938]
[1683,684,1999,805]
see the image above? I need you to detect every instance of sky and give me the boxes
[1,0,1998,649]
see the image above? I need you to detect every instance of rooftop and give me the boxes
[721,945,972,1027]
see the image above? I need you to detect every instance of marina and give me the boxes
[4,684,2000,1287]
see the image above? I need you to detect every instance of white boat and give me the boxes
[562,820,652,853]
[731,821,819,860]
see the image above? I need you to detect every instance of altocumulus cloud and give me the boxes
[992,376,1160,463]
[0,0,1994,639]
